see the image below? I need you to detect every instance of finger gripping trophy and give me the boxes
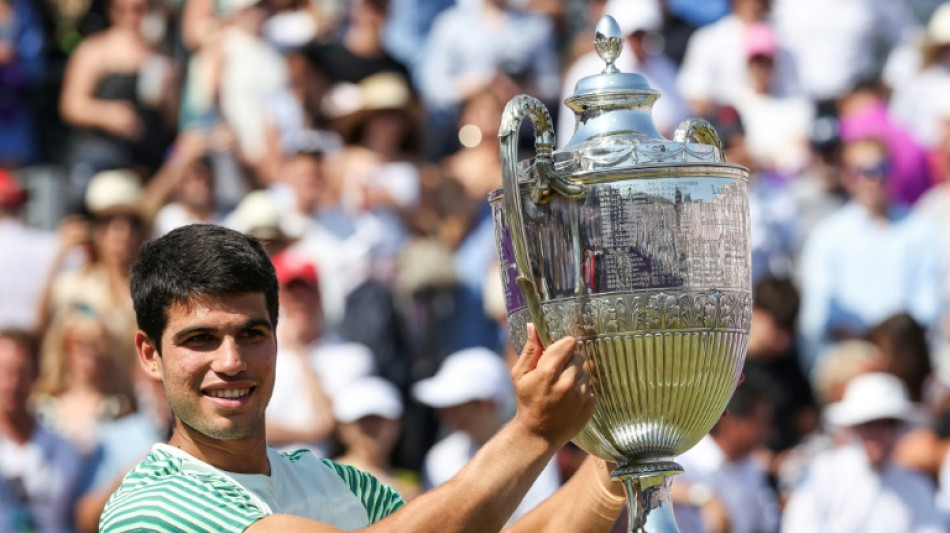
[490,16,752,533]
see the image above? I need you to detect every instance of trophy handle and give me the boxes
[673,118,725,161]
[499,95,585,347]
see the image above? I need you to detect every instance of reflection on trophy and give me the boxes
[490,15,752,533]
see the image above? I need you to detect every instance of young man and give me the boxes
[100,224,626,533]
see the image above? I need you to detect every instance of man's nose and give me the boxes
[211,338,247,375]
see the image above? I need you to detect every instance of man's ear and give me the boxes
[136,330,163,381]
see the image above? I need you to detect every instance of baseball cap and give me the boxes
[744,23,777,59]
[271,248,318,288]
[228,190,301,241]
[333,376,404,423]
[412,347,511,408]
[825,372,921,427]
[0,168,27,209]
[84,169,144,217]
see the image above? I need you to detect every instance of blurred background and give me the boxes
[3,0,950,531]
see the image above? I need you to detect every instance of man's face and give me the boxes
[842,141,890,214]
[0,338,34,418]
[282,154,325,214]
[140,292,277,441]
[853,418,900,468]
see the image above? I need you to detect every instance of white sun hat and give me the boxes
[825,372,922,427]
[606,0,663,35]
[412,347,511,409]
[333,376,404,424]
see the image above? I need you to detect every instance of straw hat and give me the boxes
[928,2,950,46]
[322,72,417,142]
[84,169,144,217]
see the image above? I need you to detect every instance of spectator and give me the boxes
[180,0,289,177]
[270,139,354,328]
[782,372,941,532]
[0,329,85,533]
[0,169,58,332]
[0,0,46,167]
[673,375,780,533]
[59,0,176,203]
[744,276,817,454]
[322,71,421,268]
[38,170,148,368]
[798,137,943,374]
[412,347,561,525]
[306,0,410,86]
[890,2,950,148]
[676,0,798,114]
[732,23,813,174]
[149,134,225,237]
[867,313,933,403]
[418,0,559,159]
[333,376,421,501]
[839,81,933,208]
[772,0,911,102]
[72,361,171,533]
[381,0,454,77]
[33,304,135,453]
[225,188,300,257]
[265,248,379,457]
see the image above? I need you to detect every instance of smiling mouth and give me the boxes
[203,387,254,399]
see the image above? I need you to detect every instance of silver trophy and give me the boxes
[490,16,751,532]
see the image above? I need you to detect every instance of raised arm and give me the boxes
[248,325,595,533]
[503,456,626,533]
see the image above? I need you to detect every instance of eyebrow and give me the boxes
[171,318,274,344]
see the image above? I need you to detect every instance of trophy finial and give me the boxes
[594,15,623,74]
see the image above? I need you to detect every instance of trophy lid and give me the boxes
[561,15,664,149]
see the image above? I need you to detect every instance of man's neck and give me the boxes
[168,422,270,474]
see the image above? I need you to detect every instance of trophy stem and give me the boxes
[612,462,682,533]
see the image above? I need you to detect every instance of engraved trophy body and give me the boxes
[490,16,751,532]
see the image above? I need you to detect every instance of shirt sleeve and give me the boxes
[99,473,268,533]
[320,459,406,523]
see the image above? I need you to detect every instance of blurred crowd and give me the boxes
[3,0,950,531]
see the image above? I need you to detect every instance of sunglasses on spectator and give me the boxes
[846,161,889,181]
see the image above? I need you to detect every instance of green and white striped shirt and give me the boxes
[100,444,405,532]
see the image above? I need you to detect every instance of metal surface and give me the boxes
[492,15,752,532]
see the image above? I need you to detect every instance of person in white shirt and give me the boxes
[797,137,942,374]
[782,372,942,533]
[772,0,911,102]
[0,170,58,332]
[265,248,376,456]
[677,0,799,114]
[413,347,562,526]
[890,2,950,148]
[674,375,780,533]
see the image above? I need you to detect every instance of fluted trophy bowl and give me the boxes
[490,16,751,532]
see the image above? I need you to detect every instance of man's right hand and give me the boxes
[510,323,596,448]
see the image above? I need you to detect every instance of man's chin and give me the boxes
[181,415,263,441]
